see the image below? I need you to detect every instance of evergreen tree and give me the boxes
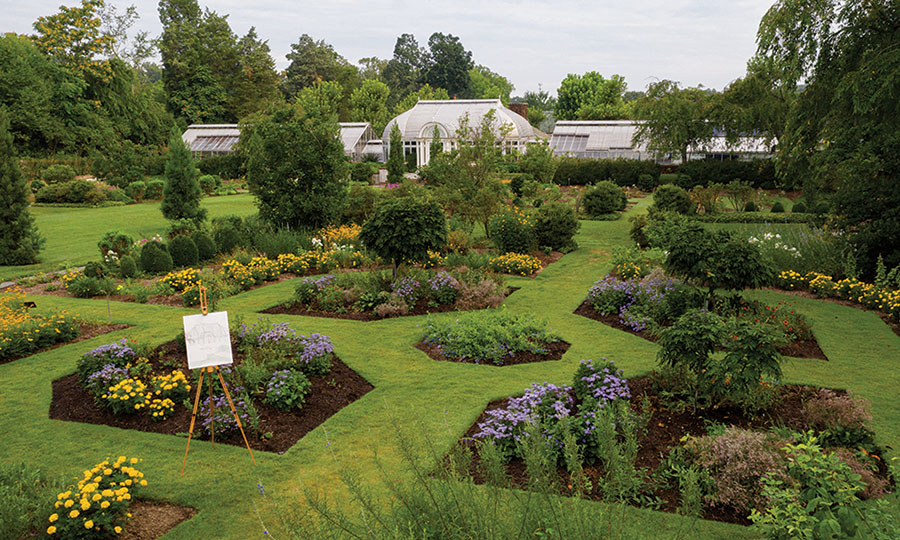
[161,127,206,222]
[387,122,404,183]
[429,124,443,161]
[0,109,42,265]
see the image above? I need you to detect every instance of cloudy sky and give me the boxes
[6,0,775,95]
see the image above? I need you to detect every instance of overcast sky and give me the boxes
[6,0,775,95]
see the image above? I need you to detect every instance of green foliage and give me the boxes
[657,309,725,379]
[653,184,693,214]
[676,159,778,190]
[83,261,105,279]
[198,174,220,195]
[421,32,474,98]
[350,80,391,134]
[519,142,557,184]
[360,196,446,277]
[582,181,627,216]
[0,462,65,540]
[552,157,659,187]
[168,235,199,267]
[214,225,242,254]
[41,164,76,184]
[489,208,535,254]
[246,105,348,230]
[0,110,42,265]
[139,241,173,274]
[282,34,357,109]
[145,179,164,199]
[97,231,133,260]
[534,201,580,252]
[161,127,206,223]
[387,122,404,184]
[197,153,244,180]
[469,64,514,102]
[723,180,755,211]
[125,181,146,201]
[68,275,114,298]
[118,255,136,278]
[555,72,627,120]
[792,200,807,214]
[771,201,785,213]
[264,369,312,411]
[191,231,217,261]
[632,80,715,163]
[714,318,784,410]
[349,162,376,185]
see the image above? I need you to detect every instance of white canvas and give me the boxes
[183,311,234,370]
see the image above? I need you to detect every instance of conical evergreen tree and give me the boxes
[0,109,42,265]
[161,127,206,222]
[387,122,404,183]
[429,124,443,161]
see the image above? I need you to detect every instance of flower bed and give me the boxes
[263,269,513,321]
[49,320,373,453]
[416,310,569,366]
[0,288,93,364]
[775,270,900,322]
[454,360,894,528]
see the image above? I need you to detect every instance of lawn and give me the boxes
[0,195,257,281]
[2,197,898,538]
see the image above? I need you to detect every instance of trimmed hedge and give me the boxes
[675,159,778,189]
[552,158,660,188]
[692,212,820,224]
[197,153,244,179]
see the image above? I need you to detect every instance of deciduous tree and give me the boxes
[632,80,715,163]
[360,196,446,279]
[555,72,627,121]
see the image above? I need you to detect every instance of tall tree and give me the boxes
[632,80,715,163]
[0,109,42,265]
[555,72,627,120]
[392,84,450,116]
[245,104,348,229]
[383,34,425,103]
[469,65,514,103]
[358,56,387,81]
[98,2,157,67]
[422,33,474,98]
[387,123,404,184]
[756,0,900,274]
[296,80,343,120]
[350,80,390,134]
[282,34,358,102]
[161,127,205,222]
[231,27,281,119]
[31,0,114,81]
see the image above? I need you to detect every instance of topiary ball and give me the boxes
[534,201,580,252]
[140,241,174,274]
[770,201,785,213]
[191,231,217,261]
[118,255,137,278]
[582,181,627,216]
[168,235,199,267]
[653,184,693,214]
[743,200,758,212]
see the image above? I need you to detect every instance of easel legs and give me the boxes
[181,366,256,476]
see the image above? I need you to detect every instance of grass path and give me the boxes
[3,198,898,539]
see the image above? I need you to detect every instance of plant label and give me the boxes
[183,311,233,370]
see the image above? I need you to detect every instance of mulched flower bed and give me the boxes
[573,300,828,360]
[768,287,900,340]
[18,500,195,540]
[455,376,890,526]
[261,287,520,321]
[49,340,373,454]
[415,340,570,366]
[0,322,130,366]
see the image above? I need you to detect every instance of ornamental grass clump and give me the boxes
[421,310,560,365]
[45,456,146,537]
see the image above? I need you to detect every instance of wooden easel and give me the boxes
[181,286,257,475]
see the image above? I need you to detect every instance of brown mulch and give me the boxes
[120,501,197,540]
[764,287,900,340]
[573,300,828,360]
[455,376,885,526]
[415,339,570,366]
[0,321,130,365]
[262,287,520,321]
[49,340,373,454]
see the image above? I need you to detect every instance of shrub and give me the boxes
[770,201,785,213]
[144,179,164,199]
[582,181,627,216]
[139,241,173,274]
[97,231,133,261]
[191,231,217,261]
[214,225,242,254]
[360,196,447,279]
[490,207,535,254]
[653,184,693,214]
[636,173,657,191]
[118,255,137,278]
[455,278,507,310]
[198,174,220,195]
[744,200,758,212]
[677,159,778,189]
[125,181,146,201]
[792,200,807,213]
[533,201,579,251]
[488,253,542,276]
[68,276,114,298]
[197,152,244,179]
[41,164,76,184]
[168,235,199,268]
[804,389,872,432]
[264,369,312,411]
[83,261,105,279]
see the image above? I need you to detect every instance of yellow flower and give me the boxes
[47,525,56,534]
[84,520,94,529]
[114,526,122,534]
[64,500,74,508]
[101,501,110,509]
[69,509,79,519]
[49,513,58,522]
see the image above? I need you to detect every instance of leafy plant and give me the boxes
[264,369,312,411]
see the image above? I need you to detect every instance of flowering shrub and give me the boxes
[420,250,444,269]
[314,224,361,249]
[60,270,84,290]
[490,207,535,254]
[46,456,146,537]
[237,319,334,375]
[77,339,136,384]
[773,270,900,321]
[0,288,79,362]
[720,298,814,342]
[572,358,631,405]
[488,253,542,276]
[264,369,312,411]
[248,257,280,281]
[276,253,309,274]
[159,268,201,293]
[421,310,560,365]
[101,378,150,414]
[428,271,460,305]
[392,276,420,306]
[150,370,191,403]
[85,364,130,398]
[200,389,256,437]
[221,259,259,290]
[587,275,676,332]
[774,269,805,290]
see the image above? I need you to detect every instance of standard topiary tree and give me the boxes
[581,181,627,216]
[534,201,580,251]
[191,231,217,261]
[161,127,206,223]
[168,235,199,267]
[360,196,447,279]
[0,109,42,265]
[139,241,174,274]
[653,184,693,214]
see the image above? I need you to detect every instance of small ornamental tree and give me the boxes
[360,196,447,279]
[161,127,206,223]
[387,122,404,183]
[429,124,443,160]
[0,109,42,264]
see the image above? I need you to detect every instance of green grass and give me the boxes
[1,195,898,538]
[0,195,258,281]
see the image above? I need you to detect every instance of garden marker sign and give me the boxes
[181,287,256,475]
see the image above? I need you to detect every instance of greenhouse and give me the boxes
[382,99,536,168]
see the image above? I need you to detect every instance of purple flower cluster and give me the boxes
[84,339,136,362]
[474,383,574,447]
[311,274,336,291]
[573,358,631,404]
[588,275,675,332]
[428,272,459,292]
[298,333,334,364]
[266,370,294,397]
[392,277,420,306]
[86,363,131,396]
[257,322,299,347]
[200,386,251,437]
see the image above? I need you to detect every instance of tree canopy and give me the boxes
[632,80,715,163]
[555,72,627,120]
